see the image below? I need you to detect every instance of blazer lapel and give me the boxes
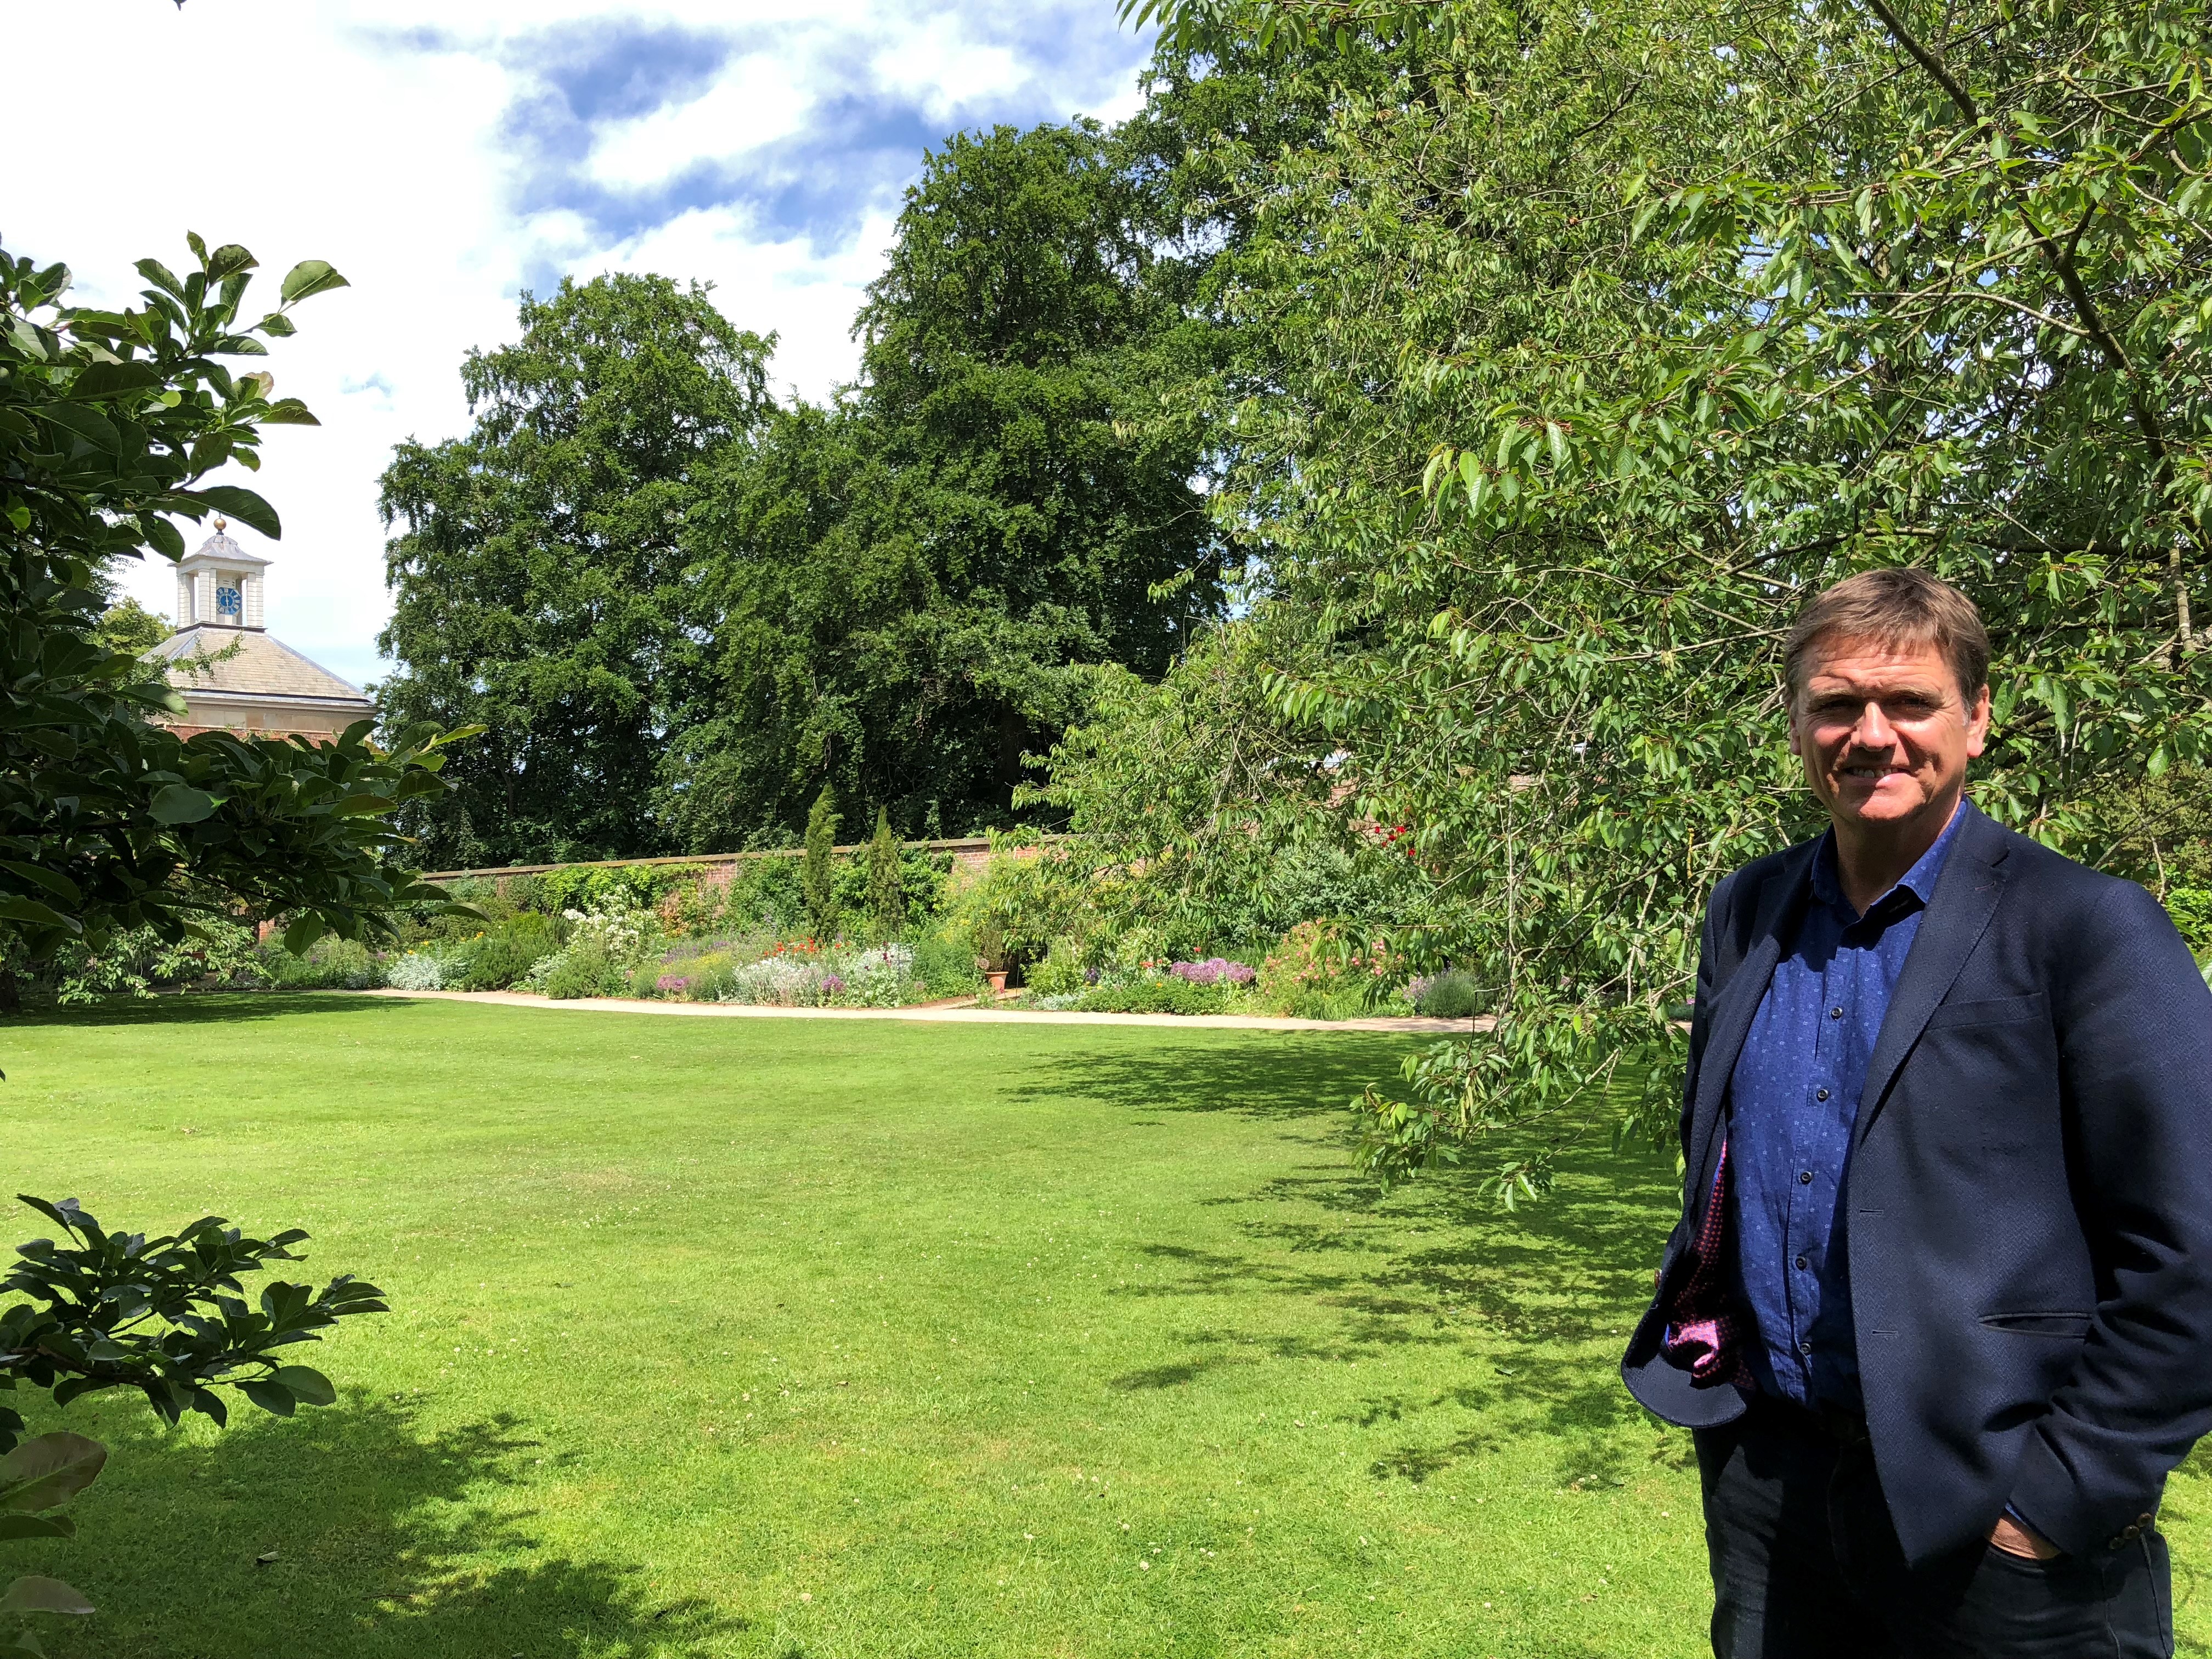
[1685,850,1814,1198]
[1853,803,2012,1144]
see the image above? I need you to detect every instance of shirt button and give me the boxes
[1798,1338,1813,1354]
[1830,1007,1844,1020]
[1800,1170,1814,1184]
[1815,1087,1831,1102]
[1796,1255,1809,1270]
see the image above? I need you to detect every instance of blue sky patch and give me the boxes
[438,6,1152,255]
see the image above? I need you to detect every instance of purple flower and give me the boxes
[1085,967,1101,984]
[655,975,690,992]
[1171,957,1245,985]
[822,973,847,995]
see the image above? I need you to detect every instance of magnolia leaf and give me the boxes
[0,1434,106,1514]
[0,896,76,934]
[0,1577,94,1616]
[182,485,280,540]
[0,1515,74,1542]
[64,360,163,402]
[205,243,257,281]
[238,1379,296,1418]
[281,914,328,955]
[273,1365,336,1407]
[279,260,350,304]
[148,785,219,825]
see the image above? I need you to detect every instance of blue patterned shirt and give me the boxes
[1725,805,1966,1412]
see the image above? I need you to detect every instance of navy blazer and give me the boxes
[1621,800,2212,1564]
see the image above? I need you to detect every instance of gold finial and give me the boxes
[213,517,228,532]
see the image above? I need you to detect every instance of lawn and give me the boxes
[5,997,2208,1658]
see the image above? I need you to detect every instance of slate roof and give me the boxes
[144,626,373,709]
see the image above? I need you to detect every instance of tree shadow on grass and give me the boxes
[1046,1040,1686,1488]
[0,992,403,1034]
[1012,1031,1413,1124]
[10,1390,744,1659]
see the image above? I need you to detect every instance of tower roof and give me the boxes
[177,518,271,571]
[144,627,371,708]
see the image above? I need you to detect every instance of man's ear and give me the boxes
[1965,682,1992,758]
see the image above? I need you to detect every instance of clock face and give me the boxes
[216,585,242,617]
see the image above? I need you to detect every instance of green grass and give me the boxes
[5,996,2209,1657]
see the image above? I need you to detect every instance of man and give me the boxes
[1621,568,2212,1656]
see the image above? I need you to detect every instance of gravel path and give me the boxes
[354,986,1482,1035]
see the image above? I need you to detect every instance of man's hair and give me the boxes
[1783,568,1990,706]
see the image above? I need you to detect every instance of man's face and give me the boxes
[1788,634,1990,833]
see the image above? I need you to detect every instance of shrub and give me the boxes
[839,943,916,1008]
[1026,936,1087,997]
[911,930,983,997]
[536,941,621,1000]
[1256,921,1393,1016]
[940,838,1082,971]
[386,951,445,992]
[2164,887,2212,954]
[803,787,842,938]
[1408,970,1485,1020]
[443,913,561,991]
[865,808,904,940]
[718,859,807,935]
[723,953,830,1006]
[709,941,921,1008]
[54,918,268,1002]
[263,935,382,990]
[524,903,659,1000]
[1073,975,1230,1016]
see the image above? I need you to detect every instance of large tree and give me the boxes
[1105,0,2212,1195]
[376,274,774,867]
[662,121,1236,845]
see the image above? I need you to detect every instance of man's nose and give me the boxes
[1850,702,1897,748]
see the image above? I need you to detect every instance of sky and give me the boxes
[5,0,1155,689]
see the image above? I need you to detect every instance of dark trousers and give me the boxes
[1695,1394,2171,1657]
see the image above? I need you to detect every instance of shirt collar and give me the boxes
[1810,798,1970,922]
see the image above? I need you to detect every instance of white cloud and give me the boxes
[7,0,1149,692]
[586,55,814,188]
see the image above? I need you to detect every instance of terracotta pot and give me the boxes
[986,970,1009,993]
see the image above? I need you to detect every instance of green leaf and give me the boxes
[133,257,185,298]
[140,514,186,558]
[0,1577,94,1616]
[0,864,82,906]
[205,244,257,281]
[259,398,321,427]
[64,360,164,402]
[148,785,219,825]
[37,404,122,454]
[238,1379,296,1417]
[273,1365,336,1407]
[279,260,349,304]
[0,1435,106,1514]
[0,897,75,934]
[282,914,328,955]
[0,1515,73,1543]
[183,486,281,540]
